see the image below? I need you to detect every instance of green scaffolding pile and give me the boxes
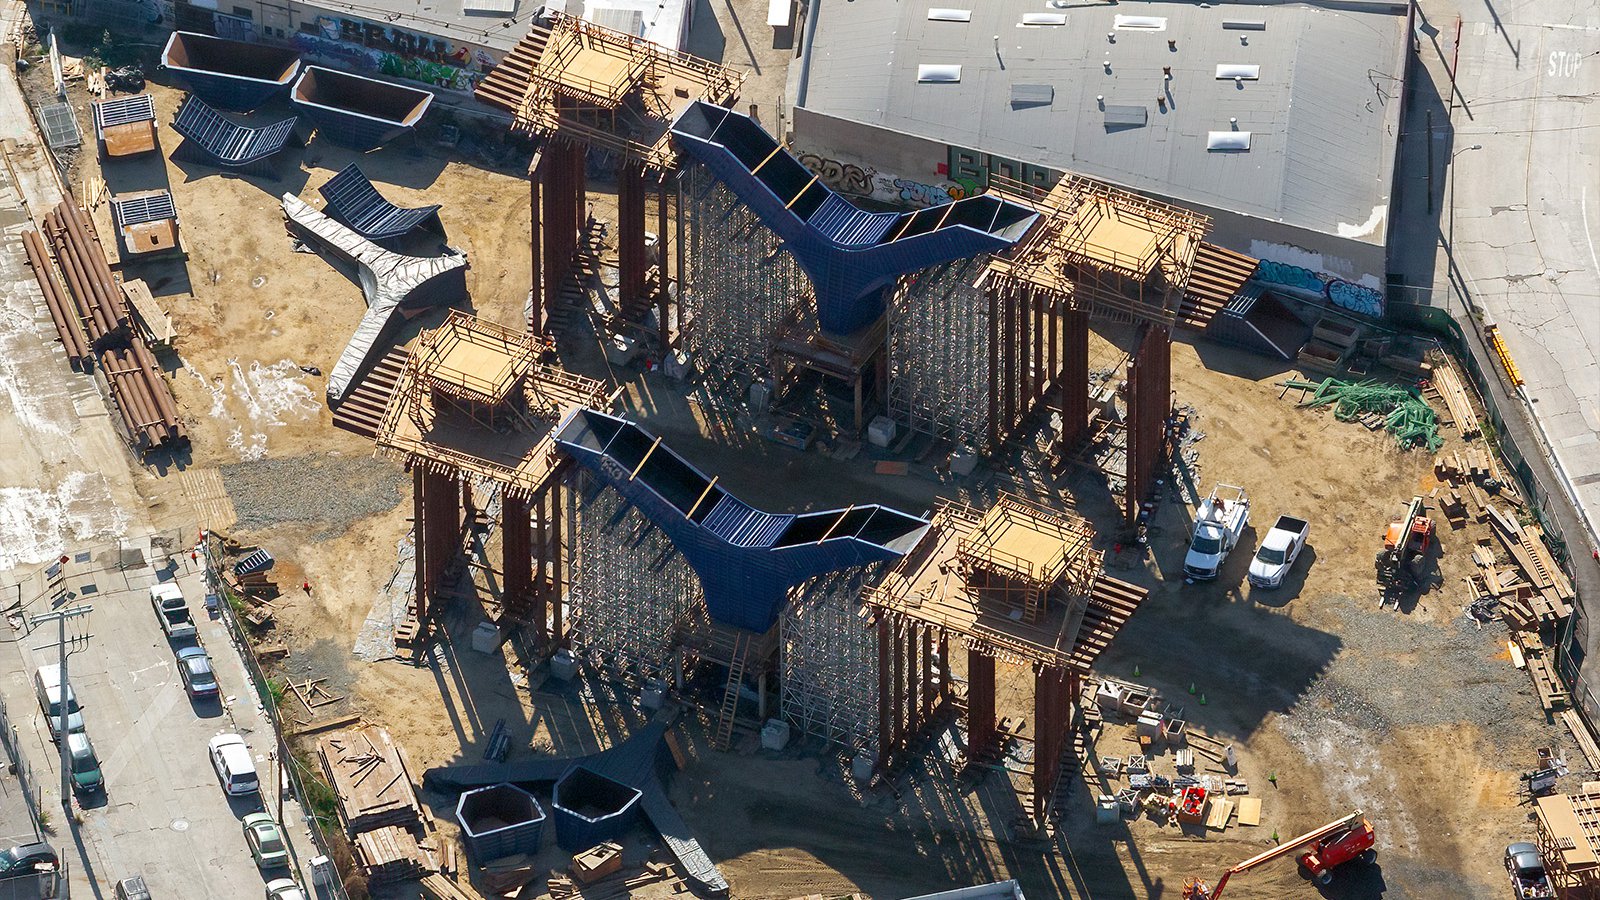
[1285,377,1444,452]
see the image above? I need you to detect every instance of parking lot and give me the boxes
[0,536,322,897]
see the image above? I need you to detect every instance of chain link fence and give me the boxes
[199,535,351,900]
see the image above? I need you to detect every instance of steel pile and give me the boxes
[22,200,187,453]
[1288,376,1443,452]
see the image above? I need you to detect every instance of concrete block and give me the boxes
[549,649,578,681]
[641,678,666,711]
[950,449,978,476]
[867,415,896,448]
[851,749,875,783]
[470,621,500,654]
[760,718,791,750]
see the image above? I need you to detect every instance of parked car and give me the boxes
[1247,515,1310,588]
[242,813,289,870]
[0,842,58,878]
[149,583,198,640]
[176,646,219,699]
[66,731,104,795]
[114,875,152,900]
[265,878,306,900]
[32,665,84,742]
[207,733,259,796]
[1506,842,1555,899]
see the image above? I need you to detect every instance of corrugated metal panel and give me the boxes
[93,94,155,133]
[171,95,297,166]
[319,164,442,241]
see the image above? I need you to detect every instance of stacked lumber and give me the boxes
[1514,631,1570,713]
[420,873,477,900]
[317,727,425,835]
[482,853,539,895]
[1486,506,1574,627]
[1427,356,1480,438]
[548,860,686,900]
[571,842,622,884]
[354,824,427,884]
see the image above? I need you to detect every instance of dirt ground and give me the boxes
[24,13,1575,900]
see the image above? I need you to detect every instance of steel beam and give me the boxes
[503,494,532,621]
[967,648,997,760]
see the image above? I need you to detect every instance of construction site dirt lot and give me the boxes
[29,32,1575,900]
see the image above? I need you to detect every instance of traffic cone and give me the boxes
[1199,694,1207,705]
[1268,771,1277,786]
[302,581,311,594]
[1133,664,1141,677]
[1189,682,1196,694]
[1272,829,1280,844]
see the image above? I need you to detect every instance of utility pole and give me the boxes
[30,605,91,814]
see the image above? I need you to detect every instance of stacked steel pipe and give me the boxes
[24,200,187,453]
[20,229,87,369]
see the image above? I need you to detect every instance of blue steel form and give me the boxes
[554,408,930,632]
[426,721,728,894]
[292,67,434,151]
[171,95,298,178]
[160,32,301,113]
[319,164,442,242]
[671,100,1038,336]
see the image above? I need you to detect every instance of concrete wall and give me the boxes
[167,0,505,93]
[790,105,1389,317]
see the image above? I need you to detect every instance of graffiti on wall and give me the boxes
[290,15,496,92]
[1255,259,1385,317]
[945,146,1059,195]
[795,152,975,210]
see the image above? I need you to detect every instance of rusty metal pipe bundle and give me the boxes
[45,212,112,344]
[21,229,86,367]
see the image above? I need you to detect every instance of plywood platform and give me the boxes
[376,311,608,498]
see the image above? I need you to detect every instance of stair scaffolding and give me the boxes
[714,632,750,751]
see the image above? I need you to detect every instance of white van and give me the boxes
[33,665,85,741]
[207,733,259,796]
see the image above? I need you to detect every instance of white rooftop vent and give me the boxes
[917,65,963,83]
[463,0,516,13]
[1215,64,1261,80]
[1113,15,1167,30]
[1207,131,1252,151]
[927,8,971,21]
[1020,12,1066,25]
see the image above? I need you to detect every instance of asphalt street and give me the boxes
[0,542,323,897]
[1441,0,1600,547]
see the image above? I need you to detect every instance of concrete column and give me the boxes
[550,479,565,644]
[657,173,672,350]
[1032,665,1069,825]
[1125,323,1172,528]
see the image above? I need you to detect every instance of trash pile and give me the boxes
[1285,377,1443,452]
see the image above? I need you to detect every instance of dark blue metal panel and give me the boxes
[291,67,433,151]
[671,101,1038,337]
[171,94,297,177]
[551,766,643,852]
[422,722,728,894]
[555,409,930,632]
[319,164,442,241]
[160,32,300,113]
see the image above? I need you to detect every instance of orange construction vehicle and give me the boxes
[1183,810,1377,899]
[1376,496,1433,604]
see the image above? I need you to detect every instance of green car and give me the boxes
[242,813,289,869]
[67,733,103,794]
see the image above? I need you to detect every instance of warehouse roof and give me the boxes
[797,0,1407,245]
[299,0,693,54]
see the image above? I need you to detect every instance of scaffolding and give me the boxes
[565,470,700,683]
[886,257,992,449]
[681,162,813,385]
[780,567,882,750]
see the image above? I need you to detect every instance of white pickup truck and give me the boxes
[1184,484,1250,581]
[149,583,198,640]
[1248,515,1310,588]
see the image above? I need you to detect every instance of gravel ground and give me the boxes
[1278,595,1565,751]
[220,452,406,538]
